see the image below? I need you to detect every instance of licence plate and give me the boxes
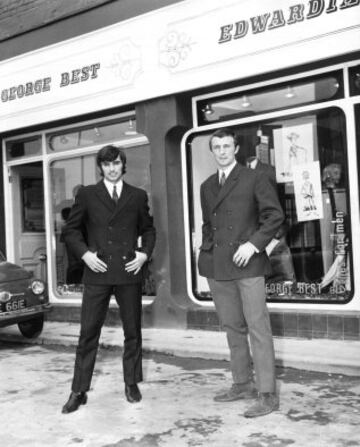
[1,298,26,312]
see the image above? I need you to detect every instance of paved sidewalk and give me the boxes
[1,321,359,376]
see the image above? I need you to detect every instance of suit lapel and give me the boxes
[110,182,133,220]
[94,181,134,218]
[95,181,115,213]
[212,164,243,211]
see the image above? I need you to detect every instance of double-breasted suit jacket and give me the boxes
[198,163,284,281]
[62,180,156,284]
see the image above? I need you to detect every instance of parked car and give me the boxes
[0,250,50,338]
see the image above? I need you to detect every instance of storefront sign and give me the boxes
[218,0,359,43]
[0,0,359,131]
[0,63,100,103]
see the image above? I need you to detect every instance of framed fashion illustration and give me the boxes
[273,119,316,183]
[292,161,323,222]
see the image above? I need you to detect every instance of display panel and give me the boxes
[186,107,352,303]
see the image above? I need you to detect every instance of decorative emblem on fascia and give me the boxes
[159,30,195,69]
[107,39,142,84]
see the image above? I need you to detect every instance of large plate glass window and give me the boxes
[186,107,352,303]
[196,71,343,126]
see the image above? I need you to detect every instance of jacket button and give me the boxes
[213,212,217,216]
[108,226,113,230]
[108,240,112,245]
[213,227,217,231]
[214,243,218,247]
[228,225,233,230]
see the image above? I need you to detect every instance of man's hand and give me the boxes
[233,242,256,268]
[82,251,108,273]
[125,251,148,275]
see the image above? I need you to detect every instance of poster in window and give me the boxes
[273,122,314,183]
[293,161,323,222]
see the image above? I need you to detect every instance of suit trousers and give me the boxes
[207,276,276,393]
[71,283,143,392]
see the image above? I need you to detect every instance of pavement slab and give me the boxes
[0,343,359,447]
[0,321,360,376]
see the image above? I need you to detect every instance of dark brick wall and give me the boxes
[0,0,184,60]
[187,309,360,340]
[0,0,115,41]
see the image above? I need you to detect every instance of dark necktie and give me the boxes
[112,185,119,203]
[219,171,226,187]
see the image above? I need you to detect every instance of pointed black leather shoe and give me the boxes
[62,391,88,414]
[125,384,142,403]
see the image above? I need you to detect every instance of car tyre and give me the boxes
[18,315,44,338]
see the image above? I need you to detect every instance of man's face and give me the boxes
[210,136,239,169]
[101,156,123,184]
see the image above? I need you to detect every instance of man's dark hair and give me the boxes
[209,127,238,151]
[96,145,127,175]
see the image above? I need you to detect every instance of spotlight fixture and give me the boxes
[124,119,137,136]
[354,73,360,90]
[241,95,251,108]
[202,104,214,115]
[94,127,102,137]
[285,86,296,99]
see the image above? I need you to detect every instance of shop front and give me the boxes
[1,0,360,337]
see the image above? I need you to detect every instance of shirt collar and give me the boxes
[103,178,123,197]
[219,160,237,180]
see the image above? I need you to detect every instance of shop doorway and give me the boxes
[9,162,47,281]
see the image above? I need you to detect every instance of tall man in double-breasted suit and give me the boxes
[61,145,156,414]
[198,128,284,418]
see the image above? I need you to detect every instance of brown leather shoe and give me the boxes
[125,384,142,403]
[61,392,87,414]
[244,392,279,418]
[214,382,257,402]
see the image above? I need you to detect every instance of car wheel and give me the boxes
[18,315,44,338]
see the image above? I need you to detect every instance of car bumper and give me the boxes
[0,303,52,328]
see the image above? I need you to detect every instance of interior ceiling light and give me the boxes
[124,119,137,136]
[202,104,214,115]
[94,127,102,137]
[241,95,251,108]
[285,86,296,99]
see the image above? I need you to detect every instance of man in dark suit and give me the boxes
[61,145,156,414]
[198,128,284,418]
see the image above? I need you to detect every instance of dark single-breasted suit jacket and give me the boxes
[62,180,156,285]
[198,163,284,280]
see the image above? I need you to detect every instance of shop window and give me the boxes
[349,65,360,96]
[186,107,352,303]
[46,117,138,152]
[49,144,155,299]
[197,71,343,126]
[5,135,42,160]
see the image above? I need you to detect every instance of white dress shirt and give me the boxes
[103,178,123,198]
[218,160,237,183]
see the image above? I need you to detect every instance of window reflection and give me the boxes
[46,117,139,152]
[349,65,360,96]
[187,107,351,303]
[197,72,343,125]
[6,136,42,160]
